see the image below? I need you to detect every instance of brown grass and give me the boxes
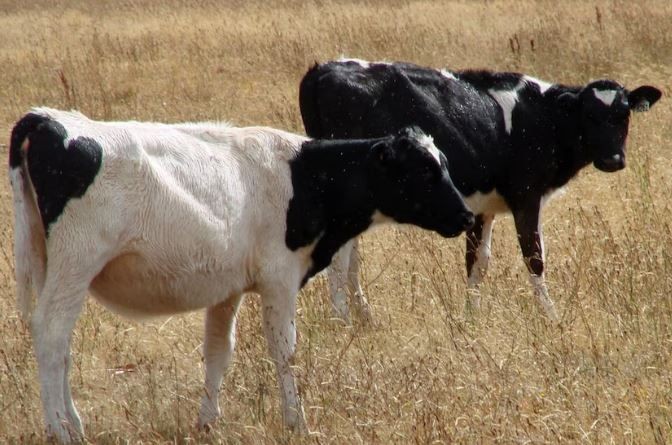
[0,0,671,443]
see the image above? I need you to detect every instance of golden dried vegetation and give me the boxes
[0,0,671,443]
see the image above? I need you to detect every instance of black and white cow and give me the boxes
[299,58,661,322]
[9,108,473,442]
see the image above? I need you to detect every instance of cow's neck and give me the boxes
[509,87,593,190]
[550,88,594,185]
[286,141,377,285]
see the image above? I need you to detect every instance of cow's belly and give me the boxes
[462,187,564,215]
[89,252,253,318]
[463,190,510,215]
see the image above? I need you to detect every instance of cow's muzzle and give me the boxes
[459,211,475,230]
[594,153,625,172]
[438,211,474,238]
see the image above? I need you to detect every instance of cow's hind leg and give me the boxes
[31,227,113,443]
[464,214,495,315]
[62,351,83,436]
[32,261,96,442]
[198,294,244,429]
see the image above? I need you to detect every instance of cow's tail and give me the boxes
[298,62,325,138]
[9,113,48,324]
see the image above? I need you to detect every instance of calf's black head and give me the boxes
[561,80,661,172]
[367,127,474,237]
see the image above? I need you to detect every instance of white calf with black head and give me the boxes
[9,109,472,443]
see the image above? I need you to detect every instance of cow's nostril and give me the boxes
[461,212,475,229]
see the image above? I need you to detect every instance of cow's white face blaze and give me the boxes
[593,88,617,106]
[415,132,442,165]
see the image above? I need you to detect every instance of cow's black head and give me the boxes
[367,127,474,237]
[560,80,661,172]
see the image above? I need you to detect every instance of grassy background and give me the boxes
[0,0,671,443]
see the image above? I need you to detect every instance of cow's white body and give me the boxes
[18,111,316,316]
[12,108,474,442]
[12,108,314,441]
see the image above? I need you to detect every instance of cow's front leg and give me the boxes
[464,214,495,314]
[198,294,244,430]
[327,238,371,324]
[347,238,372,323]
[513,202,559,322]
[327,241,354,323]
[260,283,306,432]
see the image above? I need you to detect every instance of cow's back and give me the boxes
[13,109,302,317]
[27,110,295,244]
[301,62,505,194]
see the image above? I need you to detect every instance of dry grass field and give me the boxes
[0,0,671,443]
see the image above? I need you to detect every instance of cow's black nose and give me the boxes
[460,212,475,230]
[597,154,625,172]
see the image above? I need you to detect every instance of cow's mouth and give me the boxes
[436,211,474,238]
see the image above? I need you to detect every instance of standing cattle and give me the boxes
[299,58,661,322]
[9,108,473,442]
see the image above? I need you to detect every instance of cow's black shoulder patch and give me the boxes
[285,139,378,286]
[285,141,327,252]
[24,118,103,233]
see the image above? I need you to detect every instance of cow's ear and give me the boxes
[557,91,580,110]
[628,85,662,112]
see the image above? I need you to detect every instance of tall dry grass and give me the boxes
[0,0,671,443]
